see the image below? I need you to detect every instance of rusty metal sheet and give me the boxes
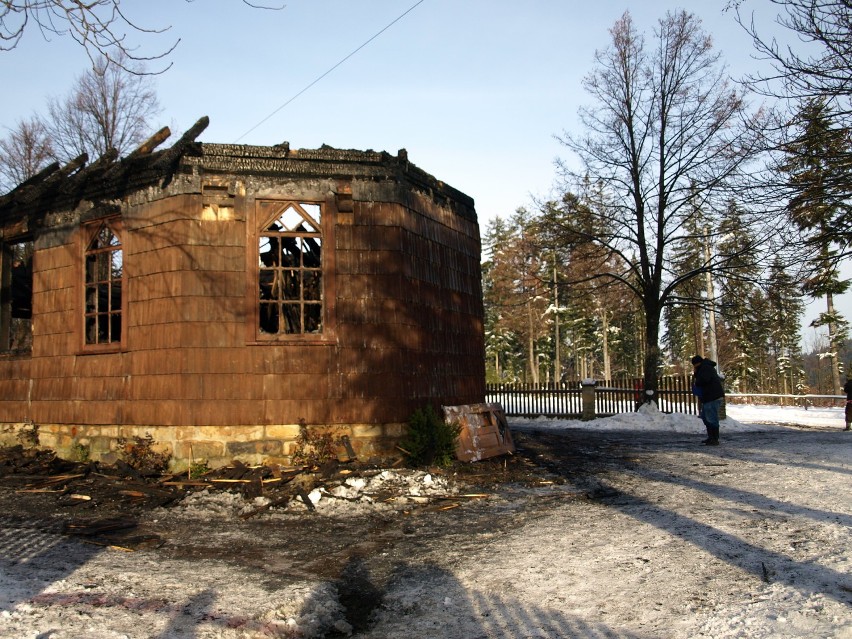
[443,402,515,462]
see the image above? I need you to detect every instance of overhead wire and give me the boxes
[234,0,427,142]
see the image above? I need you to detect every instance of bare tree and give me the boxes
[0,0,283,73]
[0,115,53,190]
[730,0,852,122]
[46,52,160,162]
[556,10,764,396]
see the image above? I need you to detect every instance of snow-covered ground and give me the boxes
[509,401,849,433]
[1,404,850,638]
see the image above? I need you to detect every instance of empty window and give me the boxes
[257,201,323,336]
[0,239,33,352]
[84,221,123,346]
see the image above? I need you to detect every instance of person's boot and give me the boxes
[702,425,713,444]
[846,422,851,431]
[705,426,720,446]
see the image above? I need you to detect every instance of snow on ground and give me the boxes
[1,404,850,638]
[725,403,847,429]
[510,401,849,433]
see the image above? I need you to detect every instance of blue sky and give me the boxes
[1,1,760,220]
[0,0,844,343]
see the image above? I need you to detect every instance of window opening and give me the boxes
[84,222,123,345]
[258,202,323,335]
[0,239,33,352]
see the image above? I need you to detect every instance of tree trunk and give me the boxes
[692,306,705,359]
[527,300,539,384]
[601,310,611,381]
[827,292,841,395]
[553,263,561,383]
[642,300,662,403]
[704,234,719,366]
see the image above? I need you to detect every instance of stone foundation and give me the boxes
[0,422,406,471]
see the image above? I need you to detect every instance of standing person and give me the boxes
[692,355,725,445]
[844,376,852,431]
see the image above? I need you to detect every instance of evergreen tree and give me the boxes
[665,210,709,366]
[534,189,634,382]
[481,210,551,383]
[782,98,851,394]
[765,257,805,395]
[743,288,773,392]
[482,217,523,382]
[716,201,762,392]
[803,256,850,393]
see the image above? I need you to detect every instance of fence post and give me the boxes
[581,379,596,421]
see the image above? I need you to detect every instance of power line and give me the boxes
[234,0,427,143]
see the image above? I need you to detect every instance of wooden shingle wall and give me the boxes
[333,188,485,425]
[0,142,484,467]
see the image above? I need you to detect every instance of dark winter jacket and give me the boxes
[693,359,725,403]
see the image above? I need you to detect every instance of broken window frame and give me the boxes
[81,218,125,352]
[254,199,327,341]
[0,237,34,355]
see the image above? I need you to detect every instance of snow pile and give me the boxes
[165,489,262,518]
[319,470,448,506]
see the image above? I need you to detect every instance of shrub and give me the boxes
[400,405,460,467]
[117,433,171,474]
[291,422,340,467]
[16,421,39,447]
[188,460,210,479]
[72,442,90,463]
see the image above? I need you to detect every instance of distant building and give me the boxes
[0,118,485,467]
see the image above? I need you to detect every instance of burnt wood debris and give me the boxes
[0,440,500,551]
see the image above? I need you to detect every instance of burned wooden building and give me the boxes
[0,118,485,467]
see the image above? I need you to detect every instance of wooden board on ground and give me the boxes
[443,403,515,462]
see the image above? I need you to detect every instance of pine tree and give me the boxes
[534,188,635,382]
[483,218,523,382]
[782,98,851,394]
[665,210,709,366]
[803,256,850,393]
[482,210,551,383]
[765,257,805,396]
[743,288,773,392]
[716,201,762,392]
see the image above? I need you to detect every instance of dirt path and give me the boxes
[1,426,851,638]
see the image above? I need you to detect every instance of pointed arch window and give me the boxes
[84,220,123,347]
[256,201,323,337]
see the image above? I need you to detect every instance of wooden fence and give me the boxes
[484,383,583,418]
[486,376,700,419]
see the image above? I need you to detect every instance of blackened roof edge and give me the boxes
[0,116,477,229]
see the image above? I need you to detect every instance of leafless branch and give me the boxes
[0,1,285,74]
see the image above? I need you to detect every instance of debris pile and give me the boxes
[0,445,481,520]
